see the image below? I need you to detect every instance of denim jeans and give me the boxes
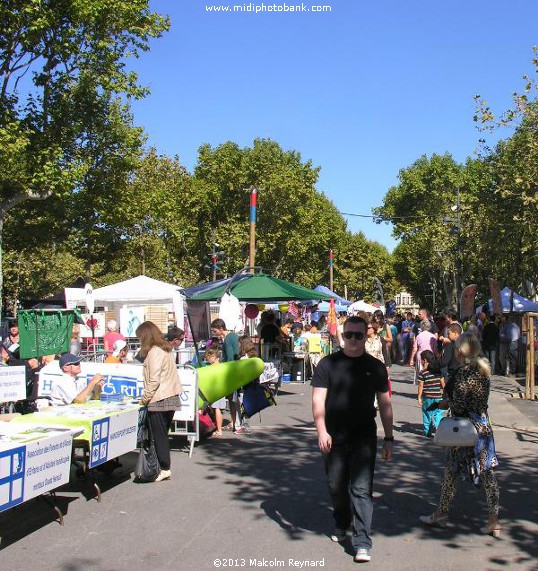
[324,437,377,550]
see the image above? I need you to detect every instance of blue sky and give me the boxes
[130,0,538,252]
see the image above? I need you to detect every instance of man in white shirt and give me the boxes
[50,353,104,406]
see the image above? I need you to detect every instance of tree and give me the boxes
[0,0,169,315]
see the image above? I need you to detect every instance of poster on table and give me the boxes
[120,306,144,337]
[0,366,26,402]
[89,407,138,468]
[0,425,73,513]
[79,312,106,338]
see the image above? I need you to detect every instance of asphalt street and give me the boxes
[1,364,537,571]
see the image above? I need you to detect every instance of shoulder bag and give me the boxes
[433,416,478,447]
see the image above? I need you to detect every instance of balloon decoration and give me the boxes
[245,304,260,319]
[257,304,265,311]
[278,304,289,313]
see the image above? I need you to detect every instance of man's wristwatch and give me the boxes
[383,436,394,442]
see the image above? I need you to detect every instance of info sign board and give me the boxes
[89,406,138,468]
[0,366,26,402]
[0,424,74,513]
[39,362,145,400]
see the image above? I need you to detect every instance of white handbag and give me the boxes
[433,417,479,447]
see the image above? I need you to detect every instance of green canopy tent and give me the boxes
[185,273,335,302]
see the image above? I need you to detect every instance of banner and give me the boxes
[186,301,211,347]
[0,426,73,513]
[459,284,477,321]
[488,278,502,316]
[0,366,26,402]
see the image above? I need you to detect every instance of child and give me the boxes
[204,347,226,437]
[417,350,445,437]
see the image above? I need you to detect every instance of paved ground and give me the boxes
[1,365,537,571]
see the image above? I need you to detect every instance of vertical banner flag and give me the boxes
[459,284,477,321]
[327,299,337,336]
[488,278,502,316]
[329,249,333,267]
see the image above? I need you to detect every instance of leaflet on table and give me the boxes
[0,428,73,512]
[0,366,26,402]
[33,402,140,419]
[39,362,144,399]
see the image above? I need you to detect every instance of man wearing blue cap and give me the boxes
[50,353,104,406]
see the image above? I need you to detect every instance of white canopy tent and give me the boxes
[92,276,185,333]
[347,300,384,315]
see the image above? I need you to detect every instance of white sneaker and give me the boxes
[330,528,346,542]
[354,548,371,562]
[154,469,171,482]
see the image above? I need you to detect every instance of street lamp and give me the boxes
[210,242,225,281]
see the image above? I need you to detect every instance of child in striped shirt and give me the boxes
[417,350,445,437]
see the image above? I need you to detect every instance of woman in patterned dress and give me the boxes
[420,332,501,536]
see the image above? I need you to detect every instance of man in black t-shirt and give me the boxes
[312,316,394,564]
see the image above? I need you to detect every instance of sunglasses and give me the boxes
[343,331,365,340]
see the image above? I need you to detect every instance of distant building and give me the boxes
[395,291,419,315]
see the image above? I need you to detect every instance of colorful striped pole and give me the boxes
[249,187,257,274]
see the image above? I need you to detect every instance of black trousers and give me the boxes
[148,410,175,470]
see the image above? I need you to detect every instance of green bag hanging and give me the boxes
[18,310,79,359]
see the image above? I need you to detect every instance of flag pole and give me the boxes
[249,187,257,274]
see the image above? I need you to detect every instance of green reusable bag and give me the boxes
[18,310,78,359]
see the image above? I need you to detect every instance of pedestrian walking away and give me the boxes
[420,333,501,537]
[312,315,394,564]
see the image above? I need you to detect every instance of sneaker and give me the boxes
[330,528,346,542]
[234,427,246,434]
[354,548,371,563]
[242,422,251,433]
[154,469,171,482]
[419,512,448,528]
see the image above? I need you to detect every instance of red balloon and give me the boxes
[245,304,259,319]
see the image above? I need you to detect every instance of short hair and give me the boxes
[210,318,227,330]
[166,326,184,341]
[447,322,462,335]
[344,315,367,330]
[107,319,118,331]
[420,319,431,331]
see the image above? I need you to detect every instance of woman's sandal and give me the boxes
[213,430,223,437]
[481,521,501,538]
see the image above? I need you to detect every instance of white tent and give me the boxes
[93,276,185,331]
[347,300,384,315]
